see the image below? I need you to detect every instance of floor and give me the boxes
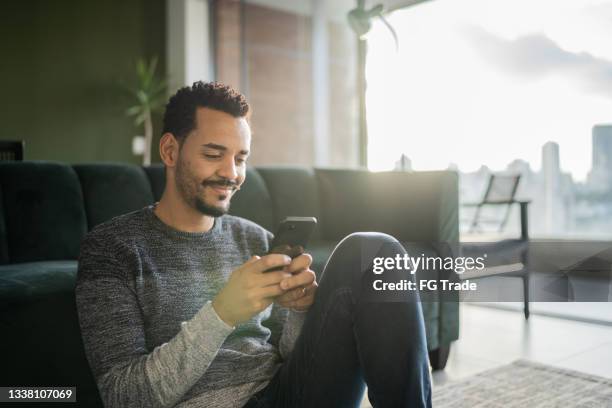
[360,303,612,407]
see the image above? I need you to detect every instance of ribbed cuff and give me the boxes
[181,301,235,345]
[286,308,307,328]
[209,300,236,330]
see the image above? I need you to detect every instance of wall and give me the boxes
[215,0,359,167]
[1,0,358,166]
[1,0,166,164]
[245,4,315,166]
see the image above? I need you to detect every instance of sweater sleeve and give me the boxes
[75,233,235,408]
[263,303,306,360]
[279,308,307,359]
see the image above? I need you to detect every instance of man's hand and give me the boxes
[212,254,293,327]
[275,253,318,312]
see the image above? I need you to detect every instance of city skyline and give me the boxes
[391,124,612,238]
[450,124,612,182]
[393,123,612,183]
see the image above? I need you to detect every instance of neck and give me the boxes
[154,190,215,233]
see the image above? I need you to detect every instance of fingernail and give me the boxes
[281,280,288,290]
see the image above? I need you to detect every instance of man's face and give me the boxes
[174,107,251,217]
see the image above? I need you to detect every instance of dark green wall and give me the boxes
[1,0,166,164]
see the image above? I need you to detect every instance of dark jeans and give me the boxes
[243,232,432,408]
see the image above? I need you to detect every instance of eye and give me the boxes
[203,154,221,159]
[236,157,247,164]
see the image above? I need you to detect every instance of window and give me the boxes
[366,0,612,239]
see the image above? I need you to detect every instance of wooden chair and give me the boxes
[462,173,532,318]
[467,174,527,236]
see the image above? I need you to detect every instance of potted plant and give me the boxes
[125,57,167,165]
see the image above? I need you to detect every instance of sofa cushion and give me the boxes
[0,260,77,301]
[0,161,87,263]
[0,260,102,407]
[143,164,166,201]
[0,185,9,264]
[257,167,322,241]
[74,163,154,230]
[229,167,276,232]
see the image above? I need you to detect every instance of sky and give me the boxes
[365,0,612,181]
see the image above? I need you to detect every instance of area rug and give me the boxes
[433,359,612,407]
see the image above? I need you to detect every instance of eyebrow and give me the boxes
[202,143,249,155]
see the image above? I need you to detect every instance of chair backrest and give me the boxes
[482,174,521,204]
[0,141,24,161]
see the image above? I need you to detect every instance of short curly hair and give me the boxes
[162,81,250,145]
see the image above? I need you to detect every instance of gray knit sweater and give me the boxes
[75,203,306,408]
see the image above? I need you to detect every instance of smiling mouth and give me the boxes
[207,184,235,196]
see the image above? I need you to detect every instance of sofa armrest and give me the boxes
[315,169,460,348]
[315,169,459,243]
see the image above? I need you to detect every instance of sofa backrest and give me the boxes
[0,161,458,264]
[256,167,322,241]
[0,162,87,264]
[74,163,155,230]
[228,168,276,232]
[143,164,165,201]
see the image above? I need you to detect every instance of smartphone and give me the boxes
[265,216,317,271]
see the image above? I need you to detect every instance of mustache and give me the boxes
[202,179,240,190]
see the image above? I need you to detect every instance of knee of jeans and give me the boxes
[337,231,401,250]
[323,232,404,281]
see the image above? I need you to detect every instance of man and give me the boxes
[76,82,431,408]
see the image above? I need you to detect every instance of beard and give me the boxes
[175,156,237,217]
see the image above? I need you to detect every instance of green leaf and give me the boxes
[126,105,142,116]
[124,55,167,131]
[134,110,148,126]
[136,89,149,104]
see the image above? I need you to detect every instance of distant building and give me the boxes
[587,124,612,192]
[542,142,561,234]
[394,154,412,171]
[542,142,560,176]
[506,159,532,175]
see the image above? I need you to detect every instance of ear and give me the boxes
[159,133,180,167]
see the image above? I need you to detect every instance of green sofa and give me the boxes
[0,161,459,407]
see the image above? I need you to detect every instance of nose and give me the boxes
[217,156,238,181]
